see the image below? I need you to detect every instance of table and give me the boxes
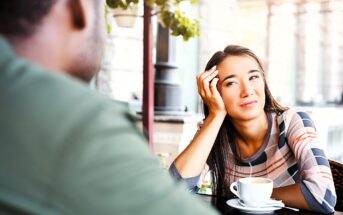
[197,194,343,215]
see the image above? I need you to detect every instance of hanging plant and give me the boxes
[106,0,200,41]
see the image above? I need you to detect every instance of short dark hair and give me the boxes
[0,0,57,36]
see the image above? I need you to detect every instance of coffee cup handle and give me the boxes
[230,182,240,198]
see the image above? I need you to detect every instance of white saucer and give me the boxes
[226,198,282,214]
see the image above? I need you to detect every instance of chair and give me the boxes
[329,159,343,211]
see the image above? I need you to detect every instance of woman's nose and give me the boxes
[240,81,254,97]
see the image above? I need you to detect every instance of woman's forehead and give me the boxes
[217,55,260,76]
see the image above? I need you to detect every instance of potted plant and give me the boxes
[106,0,200,41]
[107,0,140,28]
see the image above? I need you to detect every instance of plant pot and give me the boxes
[112,5,139,28]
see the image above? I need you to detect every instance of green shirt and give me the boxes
[0,36,218,215]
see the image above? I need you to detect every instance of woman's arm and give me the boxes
[277,110,336,213]
[173,67,227,178]
[272,183,310,210]
[175,112,226,178]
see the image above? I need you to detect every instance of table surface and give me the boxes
[197,194,343,215]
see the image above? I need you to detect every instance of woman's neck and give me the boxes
[232,112,269,158]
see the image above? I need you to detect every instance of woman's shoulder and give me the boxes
[275,107,316,132]
[276,107,310,121]
[278,107,296,116]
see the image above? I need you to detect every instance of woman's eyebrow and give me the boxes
[222,70,260,82]
[222,74,236,82]
[249,69,260,74]
[220,69,261,83]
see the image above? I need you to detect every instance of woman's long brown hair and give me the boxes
[202,45,287,198]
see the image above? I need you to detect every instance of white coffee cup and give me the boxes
[230,177,273,207]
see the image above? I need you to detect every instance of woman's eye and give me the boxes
[249,75,259,80]
[225,81,236,86]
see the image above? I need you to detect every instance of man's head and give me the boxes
[0,0,106,82]
[0,1,57,37]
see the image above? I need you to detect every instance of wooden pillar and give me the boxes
[143,1,154,150]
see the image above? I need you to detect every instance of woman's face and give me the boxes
[217,55,265,121]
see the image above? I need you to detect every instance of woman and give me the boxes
[169,45,336,214]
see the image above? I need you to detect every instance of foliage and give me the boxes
[104,6,112,33]
[156,153,169,170]
[107,0,140,9]
[106,0,200,41]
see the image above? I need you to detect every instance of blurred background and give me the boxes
[95,0,343,165]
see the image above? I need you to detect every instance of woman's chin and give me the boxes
[235,109,263,121]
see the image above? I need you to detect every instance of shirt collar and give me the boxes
[0,35,15,62]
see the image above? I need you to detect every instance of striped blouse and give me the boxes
[169,108,337,214]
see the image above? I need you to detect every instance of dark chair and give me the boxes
[329,159,343,211]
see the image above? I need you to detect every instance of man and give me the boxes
[0,0,218,214]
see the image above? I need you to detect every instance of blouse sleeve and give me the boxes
[285,110,336,214]
[169,162,201,192]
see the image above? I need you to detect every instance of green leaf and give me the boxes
[105,0,200,40]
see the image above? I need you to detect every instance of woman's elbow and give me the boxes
[314,190,336,214]
[301,181,336,214]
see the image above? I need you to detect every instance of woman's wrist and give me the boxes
[209,110,227,118]
[207,111,227,123]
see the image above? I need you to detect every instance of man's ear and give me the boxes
[68,0,86,29]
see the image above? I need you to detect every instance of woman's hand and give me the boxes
[197,66,226,117]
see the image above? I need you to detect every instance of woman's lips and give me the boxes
[240,100,257,107]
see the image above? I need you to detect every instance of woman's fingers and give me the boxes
[197,67,218,97]
[209,77,220,95]
[203,70,218,95]
[197,66,216,86]
[208,77,226,113]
